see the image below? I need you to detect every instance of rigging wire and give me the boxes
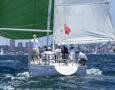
[0,32,31,63]
[0,22,48,28]
[0,30,20,39]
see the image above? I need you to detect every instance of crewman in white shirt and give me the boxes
[41,47,55,64]
[54,45,62,61]
[30,34,41,64]
[76,50,88,65]
[69,46,75,60]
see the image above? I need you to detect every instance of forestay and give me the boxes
[53,0,115,44]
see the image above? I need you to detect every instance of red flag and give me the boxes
[64,24,71,35]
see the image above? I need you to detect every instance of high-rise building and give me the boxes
[0,48,4,55]
[0,45,10,54]
[17,42,24,53]
[24,42,32,55]
[9,39,15,51]
[18,42,23,49]
[25,42,29,48]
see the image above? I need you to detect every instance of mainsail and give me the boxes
[53,0,115,44]
[0,0,54,39]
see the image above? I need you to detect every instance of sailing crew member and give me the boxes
[54,45,62,61]
[61,44,69,64]
[76,50,88,66]
[69,45,76,60]
[41,47,55,64]
[30,34,41,64]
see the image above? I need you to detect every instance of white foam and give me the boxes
[0,84,14,90]
[11,72,30,80]
[3,72,30,80]
[1,72,30,90]
[17,72,30,77]
[5,74,12,77]
[87,68,102,76]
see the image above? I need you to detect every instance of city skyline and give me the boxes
[0,35,52,47]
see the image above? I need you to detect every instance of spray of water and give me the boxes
[87,68,102,76]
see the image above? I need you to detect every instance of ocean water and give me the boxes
[0,55,115,90]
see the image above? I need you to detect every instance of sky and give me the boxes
[0,0,115,46]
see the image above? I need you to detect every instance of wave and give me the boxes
[87,68,102,76]
[0,84,14,90]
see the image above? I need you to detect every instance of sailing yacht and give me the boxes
[0,0,115,77]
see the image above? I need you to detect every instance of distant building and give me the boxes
[24,42,32,55]
[9,39,15,51]
[17,42,24,52]
[25,42,29,48]
[18,42,23,49]
[0,48,4,55]
[0,45,9,54]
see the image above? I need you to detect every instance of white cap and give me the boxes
[57,43,61,46]
[47,47,51,50]
[76,50,80,53]
[60,43,65,46]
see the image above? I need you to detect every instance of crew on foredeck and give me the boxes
[61,44,69,60]
[30,34,41,64]
[75,50,88,65]
[30,38,88,65]
[54,45,62,61]
[69,45,76,61]
[41,47,55,64]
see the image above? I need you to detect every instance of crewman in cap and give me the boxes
[76,50,88,65]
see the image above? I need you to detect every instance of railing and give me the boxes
[28,53,78,66]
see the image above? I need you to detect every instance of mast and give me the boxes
[52,0,56,51]
[47,0,52,46]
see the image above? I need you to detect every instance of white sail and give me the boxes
[53,0,115,44]
[55,0,109,5]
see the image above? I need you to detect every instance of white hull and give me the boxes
[29,63,87,77]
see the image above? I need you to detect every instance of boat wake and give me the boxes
[0,72,30,90]
[87,68,102,76]
[0,84,14,90]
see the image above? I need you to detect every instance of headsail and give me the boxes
[53,0,115,44]
[0,0,54,39]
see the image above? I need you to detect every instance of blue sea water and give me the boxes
[0,55,115,90]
